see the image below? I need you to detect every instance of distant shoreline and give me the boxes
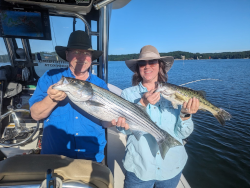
[174,58,250,60]
[108,50,250,61]
[0,58,250,64]
[0,50,250,63]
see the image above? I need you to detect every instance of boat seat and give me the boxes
[0,154,114,188]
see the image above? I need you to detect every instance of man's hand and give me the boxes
[47,85,67,102]
[140,89,160,107]
[111,117,130,130]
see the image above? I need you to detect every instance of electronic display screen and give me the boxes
[0,7,51,40]
[24,0,90,5]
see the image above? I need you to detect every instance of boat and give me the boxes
[0,0,191,187]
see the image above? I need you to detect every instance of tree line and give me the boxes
[109,51,250,61]
[0,50,249,62]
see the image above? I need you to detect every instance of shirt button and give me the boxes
[78,149,80,152]
[75,117,78,119]
[154,107,156,109]
[46,119,49,122]
[76,133,78,135]
[157,152,159,155]
[155,122,157,124]
[158,168,160,170]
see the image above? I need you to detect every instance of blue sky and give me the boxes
[109,0,250,54]
[0,0,249,55]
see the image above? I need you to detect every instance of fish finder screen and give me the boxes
[0,8,51,40]
[19,0,90,6]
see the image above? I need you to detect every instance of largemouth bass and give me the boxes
[156,82,232,126]
[53,76,182,159]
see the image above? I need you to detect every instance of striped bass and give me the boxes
[156,82,232,126]
[53,76,182,159]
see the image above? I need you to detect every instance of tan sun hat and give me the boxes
[125,45,174,72]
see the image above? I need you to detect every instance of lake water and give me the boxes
[1,59,249,188]
[108,59,250,188]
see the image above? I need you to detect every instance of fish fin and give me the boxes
[132,130,146,141]
[197,90,206,98]
[85,100,104,107]
[135,104,151,118]
[213,108,232,126]
[158,129,182,159]
[135,104,147,113]
[175,93,186,102]
[199,108,207,112]
[171,102,178,109]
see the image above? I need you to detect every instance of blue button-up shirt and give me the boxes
[29,68,109,162]
[117,82,194,181]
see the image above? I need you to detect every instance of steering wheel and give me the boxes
[0,105,39,147]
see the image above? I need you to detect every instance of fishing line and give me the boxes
[179,78,222,86]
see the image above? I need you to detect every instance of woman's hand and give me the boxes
[180,97,199,119]
[47,85,67,102]
[111,117,130,130]
[140,89,161,107]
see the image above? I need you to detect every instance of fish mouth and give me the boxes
[53,83,62,89]
[162,93,172,97]
[156,84,175,96]
[53,80,63,87]
[160,90,172,96]
[52,77,69,89]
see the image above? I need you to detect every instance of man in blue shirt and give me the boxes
[29,30,112,162]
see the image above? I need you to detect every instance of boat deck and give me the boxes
[107,127,191,188]
[178,174,191,188]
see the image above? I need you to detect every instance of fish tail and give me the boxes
[158,130,182,159]
[213,108,232,126]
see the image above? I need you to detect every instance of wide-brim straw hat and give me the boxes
[55,30,103,61]
[125,45,174,73]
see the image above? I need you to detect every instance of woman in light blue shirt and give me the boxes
[111,45,200,188]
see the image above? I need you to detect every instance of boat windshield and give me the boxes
[0,38,10,63]
[0,15,98,78]
[31,15,96,77]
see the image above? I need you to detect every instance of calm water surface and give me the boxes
[108,59,250,188]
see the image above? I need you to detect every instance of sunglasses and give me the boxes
[137,60,158,67]
[68,50,92,56]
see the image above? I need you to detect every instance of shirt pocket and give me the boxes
[44,106,70,132]
[49,102,70,122]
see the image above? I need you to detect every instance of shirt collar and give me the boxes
[138,82,148,93]
[67,67,75,78]
[86,71,92,82]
